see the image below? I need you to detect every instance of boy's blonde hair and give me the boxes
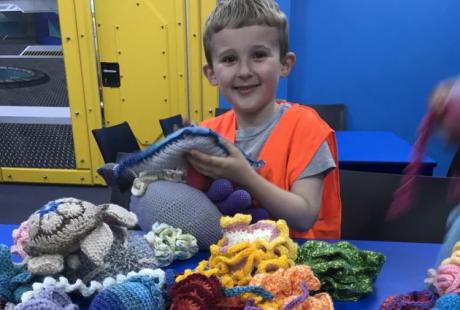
[203,0,289,67]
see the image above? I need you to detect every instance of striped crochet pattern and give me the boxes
[115,126,264,177]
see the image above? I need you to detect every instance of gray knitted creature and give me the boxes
[130,180,223,250]
[24,197,138,276]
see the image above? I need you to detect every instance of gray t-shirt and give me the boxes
[235,103,336,179]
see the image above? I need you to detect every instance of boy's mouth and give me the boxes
[233,84,260,94]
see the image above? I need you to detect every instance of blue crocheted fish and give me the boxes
[115,126,263,177]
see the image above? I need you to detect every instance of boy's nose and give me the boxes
[236,61,253,79]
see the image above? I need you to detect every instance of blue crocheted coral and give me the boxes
[433,293,460,310]
[15,286,78,310]
[0,244,34,304]
[114,126,263,177]
[89,275,165,310]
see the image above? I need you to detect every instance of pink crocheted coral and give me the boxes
[11,220,31,259]
[434,263,460,296]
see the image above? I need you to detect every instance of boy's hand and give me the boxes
[186,139,255,186]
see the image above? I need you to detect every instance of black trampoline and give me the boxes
[0,66,49,88]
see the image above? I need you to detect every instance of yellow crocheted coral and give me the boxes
[249,265,333,310]
[176,214,298,288]
[442,241,460,266]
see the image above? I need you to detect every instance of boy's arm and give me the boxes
[187,139,323,231]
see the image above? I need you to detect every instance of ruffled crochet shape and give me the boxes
[296,240,385,301]
[176,214,298,288]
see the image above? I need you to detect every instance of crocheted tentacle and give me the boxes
[282,282,309,310]
[224,285,273,300]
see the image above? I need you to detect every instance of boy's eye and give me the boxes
[253,51,268,60]
[221,55,236,64]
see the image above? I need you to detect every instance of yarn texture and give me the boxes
[144,222,199,267]
[380,289,437,310]
[115,126,263,177]
[176,214,298,288]
[434,263,460,296]
[14,286,77,310]
[296,240,385,301]
[130,180,223,250]
[24,198,138,276]
[0,244,34,304]
[89,275,165,310]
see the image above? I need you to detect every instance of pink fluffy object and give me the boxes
[11,219,31,259]
[434,263,460,296]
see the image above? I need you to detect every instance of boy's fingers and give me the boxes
[219,138,239,155]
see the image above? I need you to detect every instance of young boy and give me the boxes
[186,0,341,239]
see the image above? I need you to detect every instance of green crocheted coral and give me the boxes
[295,241,385,301]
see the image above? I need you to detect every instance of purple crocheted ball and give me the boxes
[206,178,234,202]
[216,189,252,215]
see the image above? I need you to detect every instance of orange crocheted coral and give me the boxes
[249,265,333,310]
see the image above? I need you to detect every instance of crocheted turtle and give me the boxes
[24,197,138,276]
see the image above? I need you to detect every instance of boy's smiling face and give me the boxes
[204,25,295,115]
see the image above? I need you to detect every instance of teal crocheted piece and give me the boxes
[0,244,35,304]
[295,240,385,301]
[89,275,165,310]
[433,293,460,310]
[224,285,273,300]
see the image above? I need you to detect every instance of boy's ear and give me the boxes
[203,64,218,86]
[280,52,296,77]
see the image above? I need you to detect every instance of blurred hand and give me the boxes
[186,138,255,186]
[428,79,455,118]
[428,77,460,143]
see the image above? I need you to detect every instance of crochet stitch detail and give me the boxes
[20,268,165,302]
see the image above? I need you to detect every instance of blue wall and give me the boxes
[216,0,460,176]
[287,0,460,176]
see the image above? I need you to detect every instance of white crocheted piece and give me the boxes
[20,268,165,302]
[144,222,199,266]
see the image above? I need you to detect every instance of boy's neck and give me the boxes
[235,101,279,130]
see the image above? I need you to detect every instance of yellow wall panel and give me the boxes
[56,0,92,170]
[200,0,219,121]
[1,168,93,185]
[93,0,188,145]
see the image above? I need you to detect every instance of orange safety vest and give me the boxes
[200,103,342,239]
